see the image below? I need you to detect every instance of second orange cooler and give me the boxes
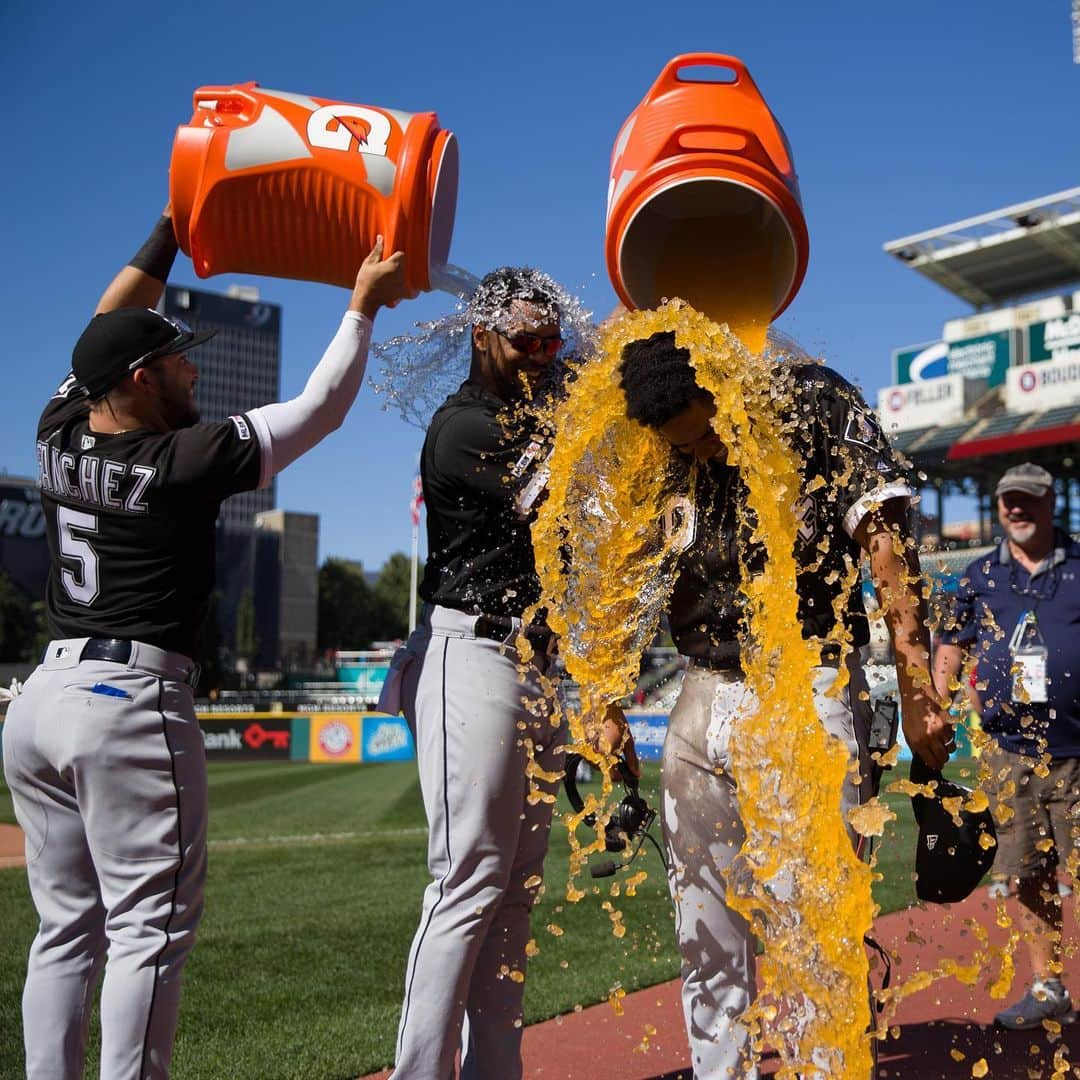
[606,54,810,347]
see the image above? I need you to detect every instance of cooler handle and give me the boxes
[191,83,261,123]
[650,53,748,98]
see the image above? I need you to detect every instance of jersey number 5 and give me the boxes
[57,506,100,606]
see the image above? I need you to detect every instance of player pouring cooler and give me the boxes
[2,196,415,1079]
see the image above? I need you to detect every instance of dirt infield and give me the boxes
[361,892,1079,1079]
[0,824,25,869]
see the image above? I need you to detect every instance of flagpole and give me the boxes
[408,516,419,635]
[408,464,423,636]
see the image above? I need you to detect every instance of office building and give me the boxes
[163,284,282,529]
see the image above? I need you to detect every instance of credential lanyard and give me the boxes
[1007,609,1047,654]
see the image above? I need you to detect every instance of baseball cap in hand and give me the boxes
[910,754,996,904]
[995,462,1054,498]
[72,308,216,399]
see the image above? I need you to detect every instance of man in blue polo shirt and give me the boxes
[935,462,1080,1030]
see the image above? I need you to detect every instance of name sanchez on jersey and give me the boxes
[36,439,156,515]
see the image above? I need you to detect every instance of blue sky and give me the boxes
[2,1,1077,570]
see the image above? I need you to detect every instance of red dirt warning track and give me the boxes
[362,892,1079,1079]
[0,823,25,869]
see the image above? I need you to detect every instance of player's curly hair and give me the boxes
[619,331,709,428]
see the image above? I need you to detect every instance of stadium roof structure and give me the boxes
[894,400,1080,480]
[883,188,1080,308]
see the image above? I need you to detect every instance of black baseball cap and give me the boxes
[910,755,997,904]
[72,308,216,399]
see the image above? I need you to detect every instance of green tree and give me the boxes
[27,600,51,662]
[0,568,34,661]
[235,588,259,666]
[373,552,420,640]
[318,558,386,651]
[197,590,226,693]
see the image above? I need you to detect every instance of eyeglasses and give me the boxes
[498,330,564,358]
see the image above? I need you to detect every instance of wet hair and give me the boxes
[469,266,562,364]
[619,331,708,428]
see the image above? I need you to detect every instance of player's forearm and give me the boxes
[871,536,935,701]
[95,215,179,314]
[247,312,372,480]
[932,642,965,701]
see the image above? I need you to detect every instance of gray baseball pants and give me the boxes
[661,659,874,1079]
[2,639,206,1080]
[390,605,563,1080]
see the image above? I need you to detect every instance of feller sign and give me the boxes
[877,374,966,433]
[1005,354,1080,413]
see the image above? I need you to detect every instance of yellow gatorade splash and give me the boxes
[528,300,877,1077]
[653,213,778,353]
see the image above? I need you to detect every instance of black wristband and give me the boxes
[129,215,179,283]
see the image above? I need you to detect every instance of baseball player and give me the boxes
[381,267,582,1080]
[616,331,953,1078]
[2,204,414,1079]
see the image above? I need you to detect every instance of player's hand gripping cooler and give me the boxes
[169,82,459,294]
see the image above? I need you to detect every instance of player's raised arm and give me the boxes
[95,205,179,315]
[245,238,417,481]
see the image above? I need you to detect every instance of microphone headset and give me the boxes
[562,752,667,878]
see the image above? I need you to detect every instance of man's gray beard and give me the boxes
[1006,521,1037,545]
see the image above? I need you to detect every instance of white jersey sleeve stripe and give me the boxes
[842,482,915,538]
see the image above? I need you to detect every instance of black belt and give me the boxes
[473,615,558,656]
[81,638,135,665]
[76,638,200,688]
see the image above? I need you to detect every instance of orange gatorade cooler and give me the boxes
[605,54,809,350]
[170,83,458,293]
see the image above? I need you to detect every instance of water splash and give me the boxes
[369,265,596,429]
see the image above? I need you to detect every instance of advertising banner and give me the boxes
[336,663,390,700]
[1004,354,1080,413]
[1026,313,1080,365]
[893,331,1014,387]
[309,714,362,763]
[360,714,415,762]
[876,374,966,432]
[626,712,668,762]
[199,717,292,760]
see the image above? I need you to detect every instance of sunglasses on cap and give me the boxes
[498,330,564,358]
[130,318,196,371]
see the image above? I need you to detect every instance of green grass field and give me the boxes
[0,757,965,1079]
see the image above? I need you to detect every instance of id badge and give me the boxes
[1012,646,1049,704]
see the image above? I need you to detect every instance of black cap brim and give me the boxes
[141,326,217,365]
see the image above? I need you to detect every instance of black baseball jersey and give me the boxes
[36,375,263,658]
[418,379,545,619]
[668,363,910,664]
